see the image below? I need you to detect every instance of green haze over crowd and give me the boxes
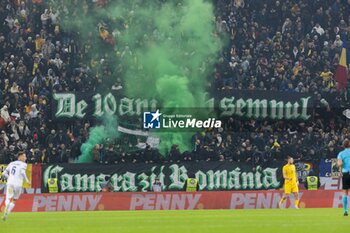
[51,0,223,161]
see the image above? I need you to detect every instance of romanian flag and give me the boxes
[334,40,349,91]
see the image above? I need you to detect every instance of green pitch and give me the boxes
[1,209,349,233]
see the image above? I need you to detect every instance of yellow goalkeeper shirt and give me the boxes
[283,164,297,185]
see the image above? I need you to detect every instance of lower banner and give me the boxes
[0,190,345,212]
[42,162,285,192]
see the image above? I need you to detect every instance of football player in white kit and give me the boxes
[1,151,30,221]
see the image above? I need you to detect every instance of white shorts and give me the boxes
[6,184,23,200]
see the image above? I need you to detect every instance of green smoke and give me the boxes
[51,0,223,157]
[109,0,223,153]
[79,116,119,163]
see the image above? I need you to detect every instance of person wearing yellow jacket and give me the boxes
[184,174,199,192]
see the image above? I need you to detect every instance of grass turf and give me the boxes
[1,208,349,233]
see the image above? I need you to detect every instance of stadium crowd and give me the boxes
[0,0,349,166]
[214,0,350,93]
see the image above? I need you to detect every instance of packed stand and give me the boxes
[214,0,350,94]
[0,0,88,164]
[0,0,349,165]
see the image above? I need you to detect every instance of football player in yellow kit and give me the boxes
[279,156,299,209]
